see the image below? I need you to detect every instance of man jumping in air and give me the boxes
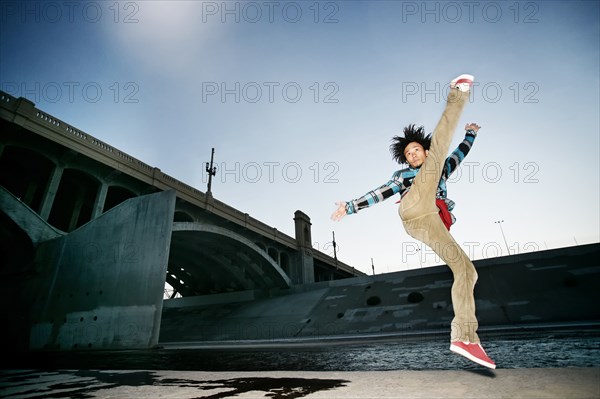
[331,74,496,369]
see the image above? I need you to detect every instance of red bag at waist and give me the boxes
[395,196,452,231]
[436,198,452,231]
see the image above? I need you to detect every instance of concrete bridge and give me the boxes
[3,91,599,356]
[0,91,364,352]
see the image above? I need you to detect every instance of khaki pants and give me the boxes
[398,89,479,343]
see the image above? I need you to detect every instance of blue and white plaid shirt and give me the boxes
[346,129,477,226]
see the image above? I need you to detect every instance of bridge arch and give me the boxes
[168,222,292,296]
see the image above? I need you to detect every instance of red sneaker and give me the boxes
[450,74,474,92]
[450,341,496,369]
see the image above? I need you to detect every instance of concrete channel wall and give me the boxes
[159,243,600,343]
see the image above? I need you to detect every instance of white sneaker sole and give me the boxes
[450,344,496,369]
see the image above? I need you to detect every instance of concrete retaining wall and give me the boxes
[159,243,600,343]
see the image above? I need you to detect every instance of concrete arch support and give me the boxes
[171,222,292,293]
[9,190,177,352]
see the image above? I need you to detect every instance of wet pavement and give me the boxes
[1,328,599,398]
[1,368,599,398]
[6,328,599,372]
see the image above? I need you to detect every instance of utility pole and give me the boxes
[371,258,375,275]
[205,148,217,195]
[494,220,510,255]
[332,231,338,268]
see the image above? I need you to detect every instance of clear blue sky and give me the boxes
[1,1,598,274]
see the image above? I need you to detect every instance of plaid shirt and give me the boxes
[346,129,477,225]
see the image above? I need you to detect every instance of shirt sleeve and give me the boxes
[444,129,477,177]
[345,172,404,215]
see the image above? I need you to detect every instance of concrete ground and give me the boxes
[1,368,598,399]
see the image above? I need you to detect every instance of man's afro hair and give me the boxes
[389,124,432,164]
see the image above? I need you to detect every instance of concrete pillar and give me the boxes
[67,185,85,231]
[294,210,312,247]
[92,183,109,219]
[39,165,63,221]
[13,97,36,124]
[22,180,38,206]
[294,210,314,284]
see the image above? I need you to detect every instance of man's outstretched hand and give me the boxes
[465,123,481,132]
[331,201,348,221]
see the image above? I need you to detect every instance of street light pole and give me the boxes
[332,231,338,268]
[494,220,510,255]
[205,148,217,195]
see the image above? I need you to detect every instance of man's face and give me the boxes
[404,142,428,168]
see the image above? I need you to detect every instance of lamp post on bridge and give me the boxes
[332,231,338,268]
[494,220,510,255]
[205,148,217,195]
